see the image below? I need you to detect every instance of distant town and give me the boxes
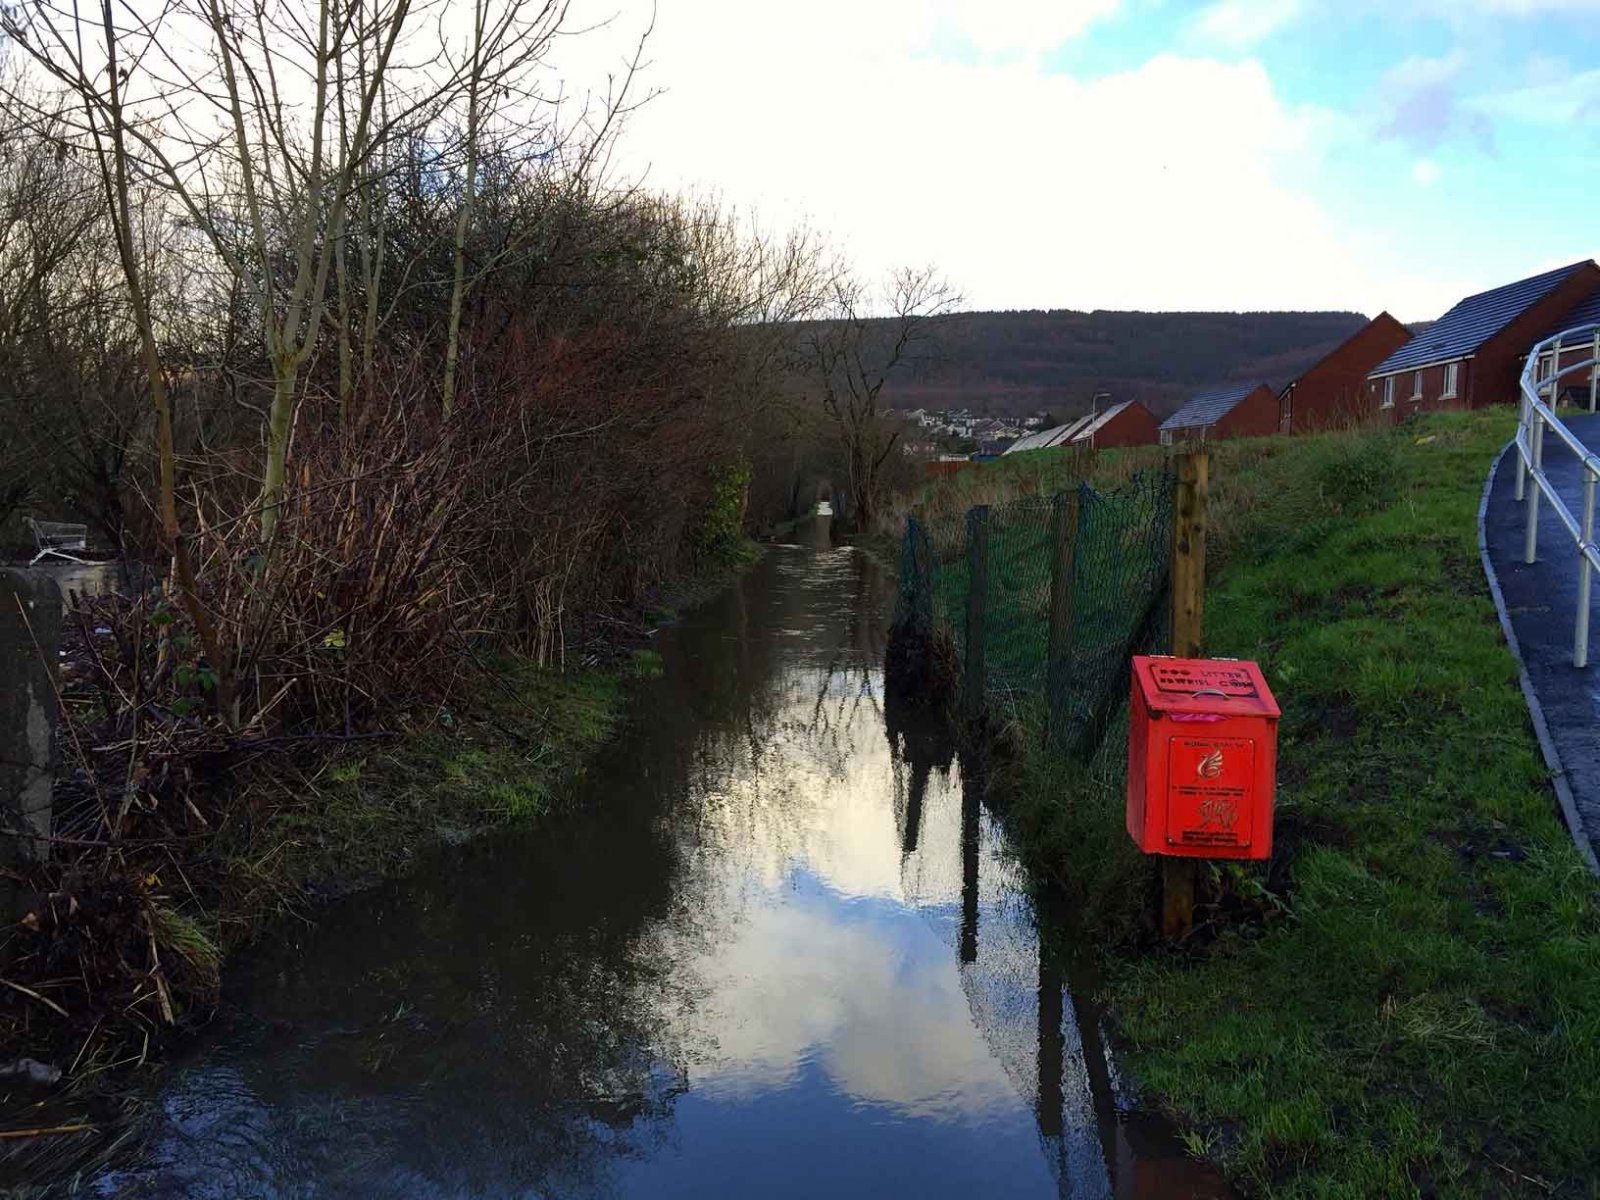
[900,407,1048,461]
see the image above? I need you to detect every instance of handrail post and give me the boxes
[1550,335,1563,408]
[1591,329,1599,413]
[1579,470,1597,668]
[1515,388,1528,502]
[1525,410,1545,565]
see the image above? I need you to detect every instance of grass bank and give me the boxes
[969,412,1600,1197]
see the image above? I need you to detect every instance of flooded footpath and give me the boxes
[97,519,1230,1199]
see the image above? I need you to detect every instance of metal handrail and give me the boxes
[1513,321,1600,666]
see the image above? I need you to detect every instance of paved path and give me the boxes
[1481,414,1600,872]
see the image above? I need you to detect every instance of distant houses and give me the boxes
[913,255,1600,464]
[1003,421,1080,455]
[1279,312,1411,434]
[1001,401,1158,454]
[1158,383,1278,445]
[1073,401,1159,449]
[1364,260,1600,415]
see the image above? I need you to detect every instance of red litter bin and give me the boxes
[1127,655,1280,860]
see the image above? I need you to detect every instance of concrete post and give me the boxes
[2,570,61,889]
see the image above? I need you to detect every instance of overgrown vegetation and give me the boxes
[0,0,936,1114]
[919,412,1600,1197]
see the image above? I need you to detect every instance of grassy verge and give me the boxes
[981,411,1600,1197]
[220,659,632,920]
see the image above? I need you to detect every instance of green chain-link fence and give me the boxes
[894,468,1175,757]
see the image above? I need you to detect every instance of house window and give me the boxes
[1381,376,1395,409]
[1443,361,1459,398]
[1412,370,1423,400]
[1159,429,1173,446]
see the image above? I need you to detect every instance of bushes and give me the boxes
[0,116,821,1079]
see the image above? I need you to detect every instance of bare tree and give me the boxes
[802,266,959,529]
[0,3,237,713]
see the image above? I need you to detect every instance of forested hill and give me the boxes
[886,308,1372,418]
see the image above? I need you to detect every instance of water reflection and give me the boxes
[101,535,1227,1199]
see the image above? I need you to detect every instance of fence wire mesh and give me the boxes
[896,468,1175,756]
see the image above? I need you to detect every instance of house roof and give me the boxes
[1003,414,1094,454]
[1003,424,1066,454]
[1159,383,1261,432]
[1070,401,1136,442]
[1286,312,1410,390]
[1370,261,1594,377]
[1539,286,1600,343]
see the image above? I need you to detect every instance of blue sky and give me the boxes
[580,0,1599,319]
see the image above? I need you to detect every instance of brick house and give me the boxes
[1364,260,1600,419]
[1277,312,1412,433]
[1536,286,1600,406]
[1158,383,1278,444]
[1068,400,1159,449]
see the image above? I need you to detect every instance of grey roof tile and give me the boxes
[1539,286,1600,343]
[1370,261,1592,376]
[1159,383,1259,431]
[1069,401,1134,441]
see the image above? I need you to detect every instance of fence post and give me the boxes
[964,505,990,719]
[1171,449,1209,659]
[1164,449,1209,938]
[1591,329,1598,414]
[1579,471,1596,669]
[1525,411,1545,565]
[1046,490,1080,746]
[2,570,61,929]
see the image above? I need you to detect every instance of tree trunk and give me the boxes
[258,364,298,543]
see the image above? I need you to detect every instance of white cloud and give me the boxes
[1411,159,1441,186]
[1195,0,1304,47]
[1469,67,1600,125]
[554,1,1474,315]
[1375,49,1497,152]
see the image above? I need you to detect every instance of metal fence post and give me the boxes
[1579,470,1597,668]
[1591,330,1599,413]
[1525,411,1545,565]
[1045,490,1080,746]
[1516,390,1528,502]
[964,505,989,719]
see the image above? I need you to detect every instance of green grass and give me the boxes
[982,411,1600,1197]
[220,661,625,920]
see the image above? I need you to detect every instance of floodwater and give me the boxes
[98,518,1230,1199]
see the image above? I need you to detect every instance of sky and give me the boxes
[566,0,1600,320]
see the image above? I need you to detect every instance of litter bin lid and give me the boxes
[1132,655,1280,719]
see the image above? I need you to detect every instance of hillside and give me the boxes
[885,308,1371,419]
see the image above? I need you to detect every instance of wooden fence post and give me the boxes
[1046,489,1080,747]
[964,505,990,719]
[1163,448,1209,938]
[1171,448,1209,660]
[2,571,60,933]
